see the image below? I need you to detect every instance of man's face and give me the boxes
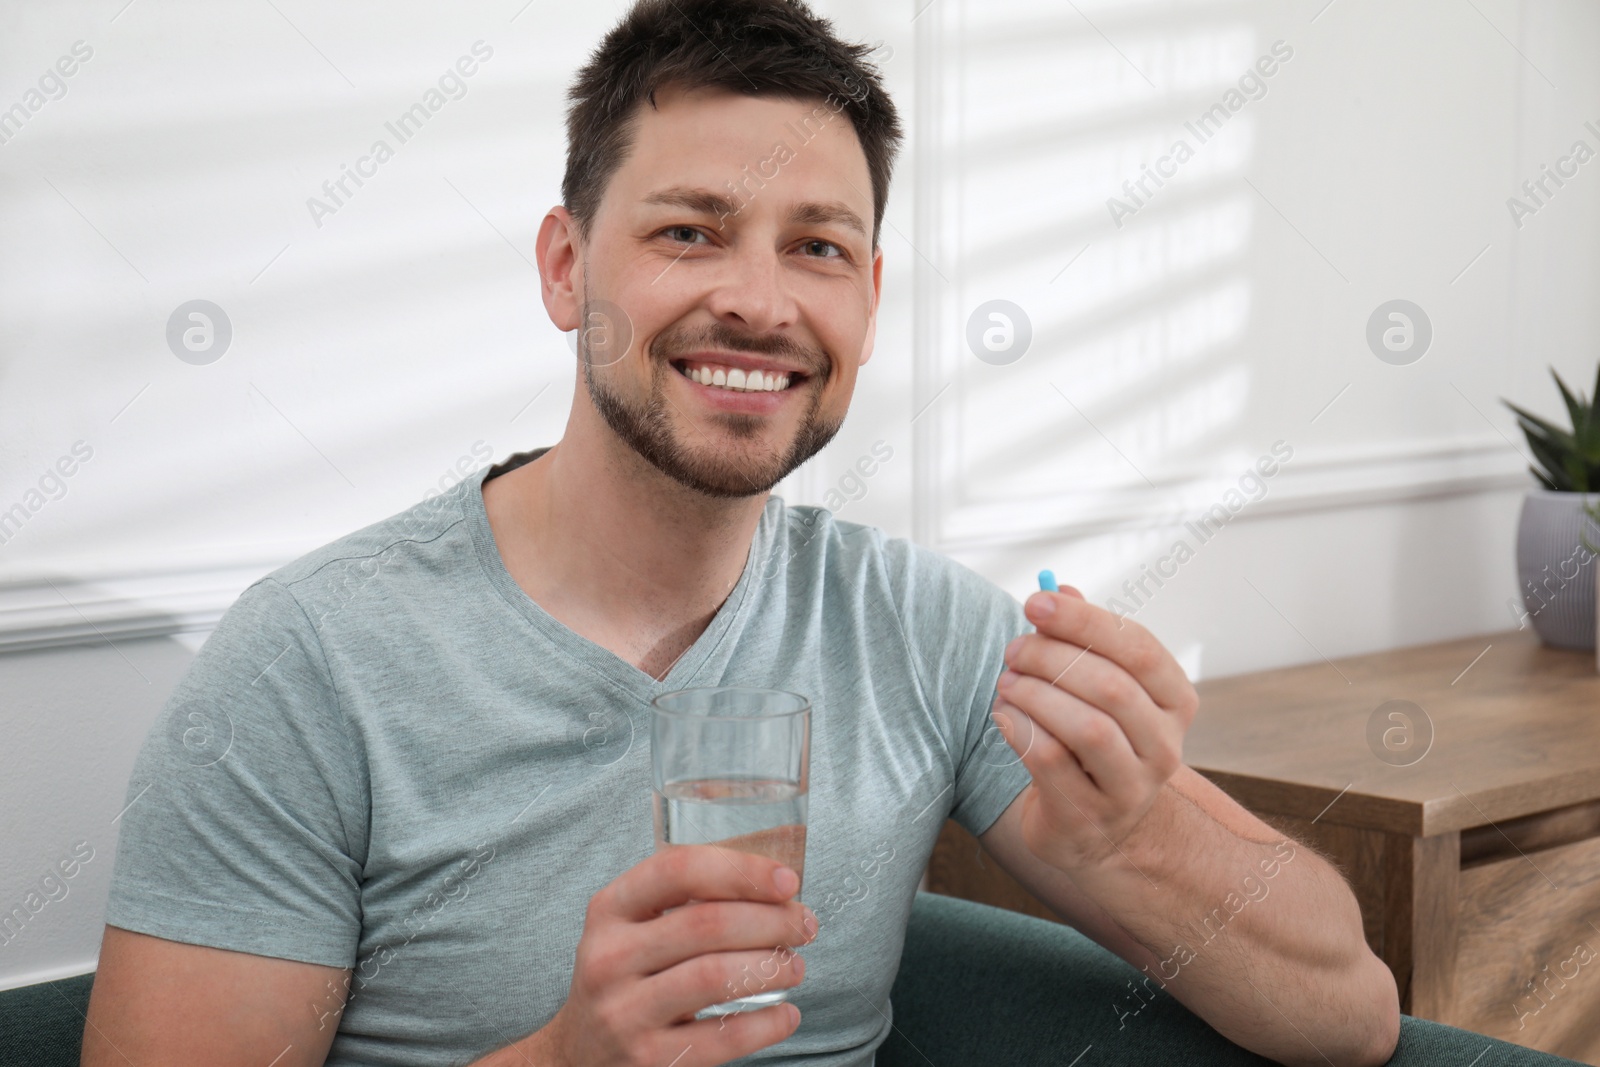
[551,84,882,499]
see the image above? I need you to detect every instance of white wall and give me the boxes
[3,0,1597,989]
[0,633,201,985]
[915,0,1599,680]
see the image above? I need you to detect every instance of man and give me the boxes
[84,1,1400,1064]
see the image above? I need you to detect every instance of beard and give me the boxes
[582,318,844,499]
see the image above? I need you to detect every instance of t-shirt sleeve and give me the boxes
[103,576,369,969]
[881,536,1036,838]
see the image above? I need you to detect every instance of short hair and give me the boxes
[562,0,903,252]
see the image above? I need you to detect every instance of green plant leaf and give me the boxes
[1583,498,1600,554]
[1561,365,1600,464]
[1525,434,1574,490]
[1518,416,1569,479]
[1504,400,1575,444]
[1564,454,1588,492]
[1508,406,1578,489]
[1501,367,1600,490]
[1552,367,1589,434]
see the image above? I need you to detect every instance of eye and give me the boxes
[659,226,708,245]
[800,239,844,259]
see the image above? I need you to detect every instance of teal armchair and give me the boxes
[1,893,1578,1065]
[879,892,1580,1066]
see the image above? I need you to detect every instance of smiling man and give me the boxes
[84,2,1398,1066]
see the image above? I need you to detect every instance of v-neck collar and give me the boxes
[465,455,777,703]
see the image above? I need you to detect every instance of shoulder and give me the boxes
[770,498,1015,617]
[265,481,468,587]
[253,479,473,626]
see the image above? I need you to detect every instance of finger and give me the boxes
[987,698,1038,765]
[604,845,799,922]
[634,899,816,976]
[651,1001,802,1067]
[1001,640,1173,763]
[997,674,1144,801]
[995,700,1157,866]
[1022,592,1194,713]
[992,699,1102,805]
[645,944,806,1027]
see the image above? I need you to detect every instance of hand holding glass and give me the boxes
[651,686,811,1018]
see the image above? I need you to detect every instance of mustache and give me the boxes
[652,324,829,377]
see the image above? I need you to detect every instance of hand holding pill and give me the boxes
[988,568,1199,873]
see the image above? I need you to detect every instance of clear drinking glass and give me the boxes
[650,686,811,1018]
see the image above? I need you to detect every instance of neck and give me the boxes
[483,399,768,669]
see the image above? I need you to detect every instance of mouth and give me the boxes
[669,358,810,395]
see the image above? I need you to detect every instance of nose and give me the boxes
[702,238,801,337]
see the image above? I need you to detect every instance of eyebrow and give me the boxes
[641,188,736,219]
[641,187,867,239]
[788,200,867,238]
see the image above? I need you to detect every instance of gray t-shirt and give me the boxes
[103,449,1035,1067]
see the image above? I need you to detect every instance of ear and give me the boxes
[858,245,884,368]
[538,205,583,333]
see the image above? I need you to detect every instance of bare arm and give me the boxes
[82,925,351,1067]
[982,767,1399,1066]
[984,585,1399,1067]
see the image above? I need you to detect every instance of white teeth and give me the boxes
[683,362,793,393]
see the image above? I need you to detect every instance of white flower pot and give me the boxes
[1515,488,1599,650]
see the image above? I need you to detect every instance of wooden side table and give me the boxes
[1185,628,1600,1063]
[925,629,1600,1064]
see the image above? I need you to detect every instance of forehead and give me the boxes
[606,83,872,220]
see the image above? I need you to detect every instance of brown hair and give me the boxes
[562,0,902,251]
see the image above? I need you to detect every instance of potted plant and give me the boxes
[1591,496,1600,669]
[1501,365,1600,651]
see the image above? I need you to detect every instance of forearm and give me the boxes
[1066,785,1398,1066]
